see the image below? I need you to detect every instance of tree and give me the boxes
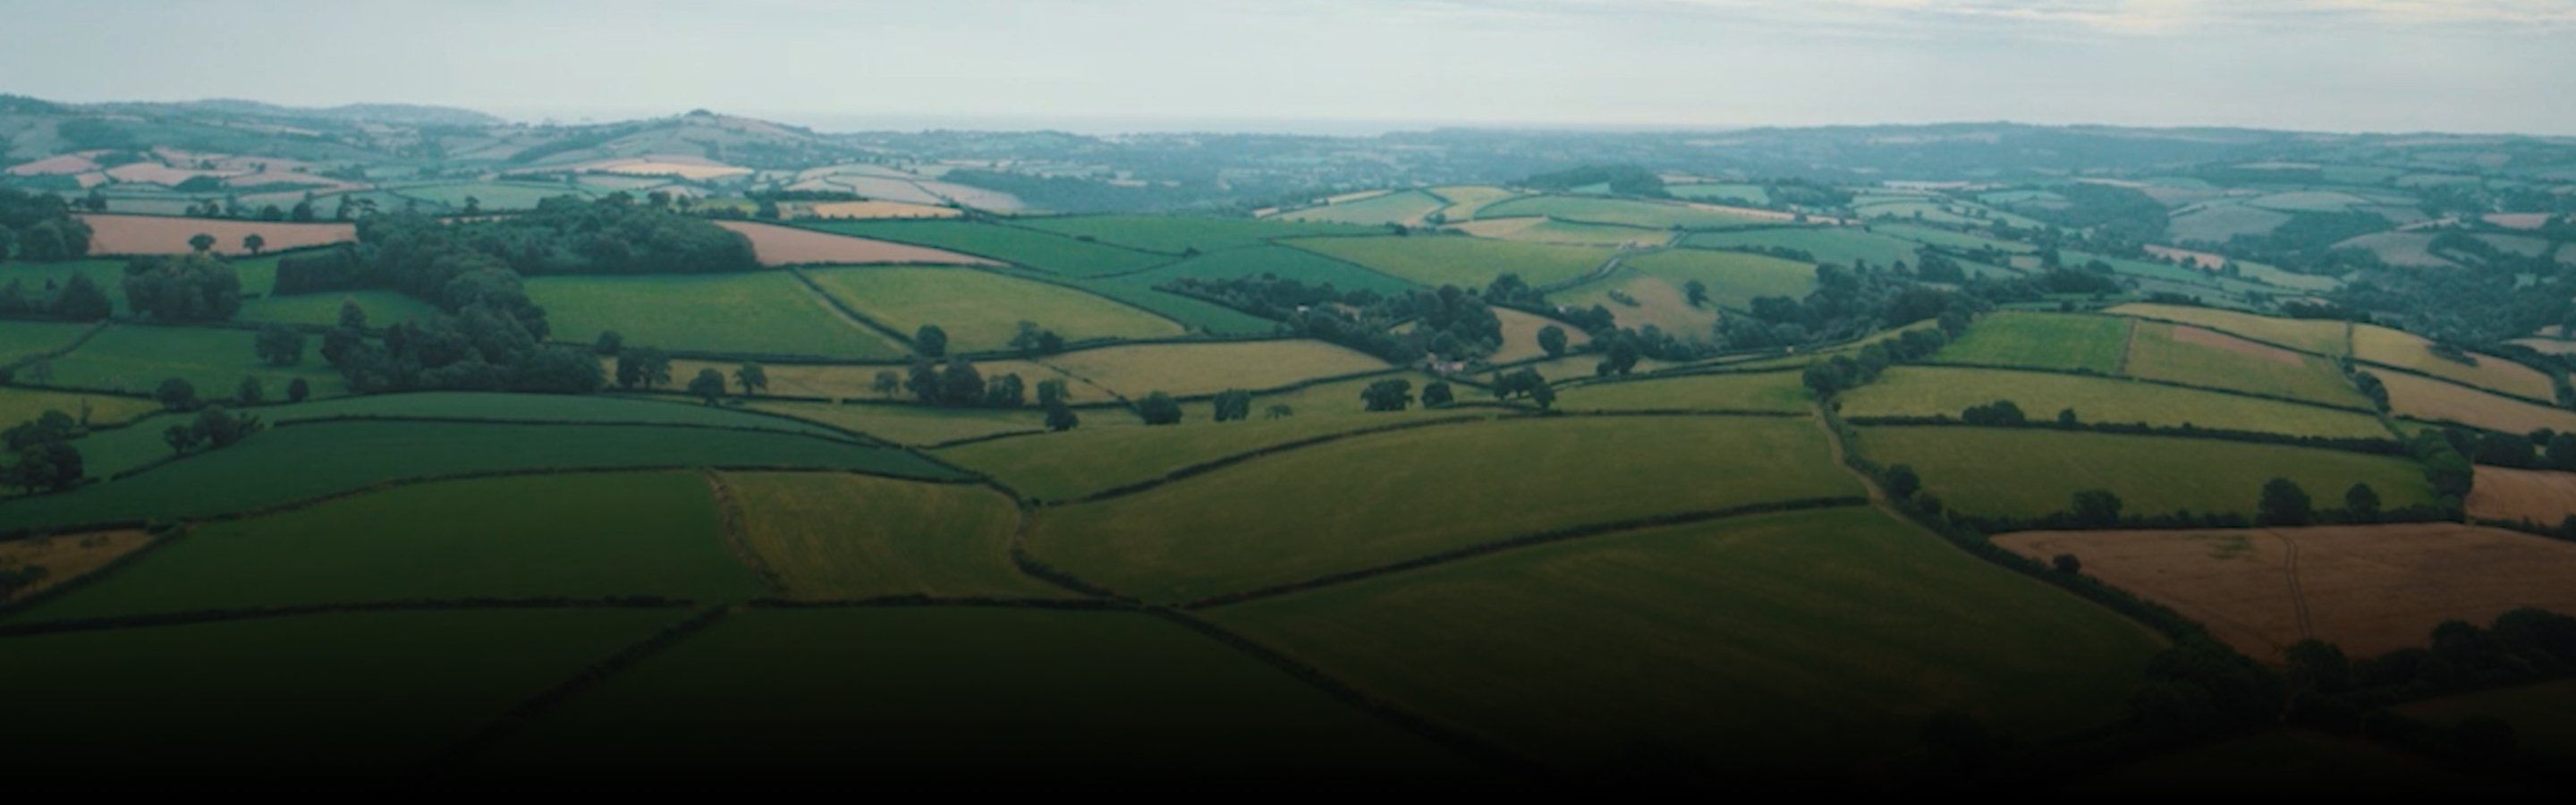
[2282,640,2351,694]
[902,359,941,402]
[2345,483,2381,522]
[123,253,244,322]
[1682,279,1710,308]
[1034,377,1070,409]
[285,377,310,403]
[1360,378,1413,411]
[1265,404,1294,419]
[594,330,623,356]
[189,407,262,449]
[242,233,265,255]
[733,362,768,396]
[1537,325,1569,358]
[872,370,902,397]
[688,368,728,405]
[1883,463,1921,501]
[2258,478,2314,526]
[4,441,82,493]
[1421,381,1453,408]
[50,275,112,320]
[1212,389,1253,422]
[983,373,1025,408]
[234,377,262,405]
[939,359,984,407]
[915,325,949,358]
[1528,381,1556,411]
[1136,392,1182,425]
[163,423,202,455]
[1010,321,1064,356]
[1044,400,1080,432]
[153,377,199,411]
[254,325,306,366]
[2072,489,2123,526]
[188,233,216,253]
[2052,554,2082,574]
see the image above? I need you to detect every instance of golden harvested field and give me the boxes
[1997,523,2576,660]
[2465,466,2576,526]
[2376,369,2576,435]
[803,200,961,220]
[78,214,354,256]
[0,530,154,603]
[709,221,996,267]
[1038,340,1388,399]
[2353,325,2556,400]
[720,471,1063,599]
[2106,303,2350,355]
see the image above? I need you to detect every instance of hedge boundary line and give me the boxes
[781,266,923,350]
[1182,496,1871,610]
[0,595,698,639]
[420,603,734,780]
[0,523,177,619]
[747,594,1131,611]
[2114,310,2565,409]
[1843,416,2411,457]
[0,318,113,375]
[1920,359,2380,415]
[1045,413,1504,506]
[701,471,786,596]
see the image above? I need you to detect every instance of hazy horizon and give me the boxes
[4,0,2574,137]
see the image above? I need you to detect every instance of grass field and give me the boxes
[77,214,353,256]
[1490,308,1587,362]
[1667,182,1769,205]
[746,401,1046,445]
[0,318,97,366]
[1213,505,2163,779]
[1554,267,1716,335]
[1427,185,1524,220]
[801,266,1183,351]
[2123,322,2369,406]
[257,391,849,437]
[0,420,960,531]
[0,609,683,786]
[720,471,1058,599]
[2107,303,2350,355]
[1037,340,1387,399]
[2167,203,2296,245]
[2377,369,2576,435]
[1276,190,1446,227]
[1555,370,1809,412]
[1,259,131,312]
[1028,416,1858,601]
[1283,235,1615,288]
[1447,216,1673,248]
[11,472,757,622]
[1682,227,1921,269]
[801,220,1171,276]
[1015,216,1370,253]
[2352,326,2556,400]
[390,181,589,210]
[462,607,1481,789]
[0,386,160,427]
[1114,242,1417,295]
[1873,223,2038,254]
[2398,681,2576,760]
[39,323,347,398]
[1996,523,2576,660]
[1621,248,1818,310]
[1852,427,2435,520]
[1476,195,1772,230]
[939,408,1482,502]
[528,273,908,360]
[1932,312,2131,374]
[1046,270,1283,335]
[1843,367,2388,437]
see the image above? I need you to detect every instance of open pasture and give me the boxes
[1036,339,1387,399]
[2352,325,2555,400]
[529,272,908,360]
[0,318,96,366]
[1283,235,1615,288]
[802,200,961,220]
[462,607,1479,789]
[745,401,1046,445]
[1447,216,1671,248]
[1852,426,2435,520]
[1122,243,1416,295]
[1682,227,1920,269]
[1027,416,1858,601]
[2167,203,2293,245]
[1555,369,1809,413]
[1621,248,1817,310]
[0,529,151,603]
[0,386,159,427]
[2106,303,2350,355]
[236,289,444,327]
[1426,185,1523,220]
[708,220,994,267]
[800,220,1169,276]
[1475,195,1773,230]
[1275,190,1445,226]
[938,407,1479,502]
[38,324,345,398]
[2123,322,2369,407]
[1489,307,1587,362]
[1553,267,1714,335]
[261,391,847,437]
[720,471,1056,599]
[802,266,1182,352]
[2376,369,2576,435]
[76,214,353,256]
[1214,506,2163,778]
[1843,367,2386,438]
[1931,311,2130,374]
[1016,216,1369,254]
[1996,523,2576,660]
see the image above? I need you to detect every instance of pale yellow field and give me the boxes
[710,221,996,267]
[1491,308,1590,363]
[0,530,154,603]
[720,471,1063,599]
[2353,325,2556,400]
[2377,369,2576,435]
[2465,466,2576,527]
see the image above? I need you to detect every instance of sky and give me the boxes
[2,0,2572,135]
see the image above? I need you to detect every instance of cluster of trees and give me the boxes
[1292,284,1505,365]
[1160,273,1385,322]
[1487,368,1555,410]
[0,274,112,320]
[0,187,92,261]
[2277,609,2576,762]
[2,409,87,493]
[121,254,243,322]
[1721,268,1973,352]
[161,407,263,456]
[1517,165,1666,198]
[1984,478,2414,532]
[323,300,603,394]
[1798,326,1954,397]
[2421,423,2576,473]
[2017,183,2168,250]
[893,358,1033,411]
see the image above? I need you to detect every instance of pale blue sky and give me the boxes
[3,0,2572,134]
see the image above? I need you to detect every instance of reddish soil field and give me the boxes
[77,214,356,256]
[2169,324,2304,367]
[1998,523,2576,661]
[2466,466,2576,527]
[710,221,996,267]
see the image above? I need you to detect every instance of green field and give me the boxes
[2167,202,2294,245]
[1619,248,1818,310]
[940,409,1483,502]
[1037,339,1388,399]
[528,273,907,360]
[0,386,159,427]
[0,259,131,312]
[388,181,592,211]
[0,420,960,531]
[1555,370,1810,412]
[1548,267,1716,335]
[1028,416,1859,601]
[1213,505,2164,779]
[1454,216,1673,247]
[0,609,684,786]
[2123,322,2371,407]
[1933,312,2131,374]
[1283,235,1615,288]
[1276,190,1446,226]
[11,472,756,622]
[2107,303,2351,355]
[1046,270,1284,335]
[1872,223,2038,254]
[801,220,1172,276]
[746,400,1046,445]
[1475,195,1772,230]
[1114,243,1418,295]
[0,318,97,365]
[258,391,850,436]
[721,471,1058,599]
[1015,216,1371,254]
[1682,227,1921,269]
[1843,367,2388,437]
[801,266,1183,351]
[1851,426,2436,519]
[462,607,1482,789]
[39,323,348,398]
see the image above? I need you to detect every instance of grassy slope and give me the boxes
[801,266,1183,351]
[800,220,1171,277]
[1037,340,1388,399]
[528,273,906,360]
[1853,426,2436,519]
[2124,322,2369,407]
[1555,370,1811,413]
[1283,235,1615,288]
[42,324,348,397]
[1843,367,2387,438]
[722,470,1059,599]
[1932,312,2130,374]
[940,409,1482,502]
